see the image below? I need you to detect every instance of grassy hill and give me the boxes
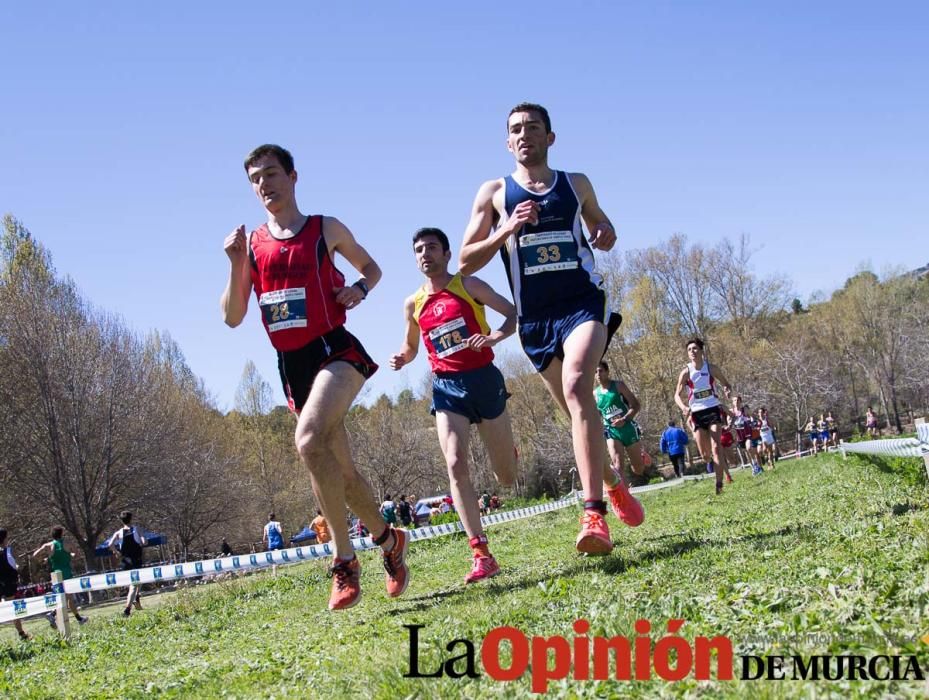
[2,453,928,698]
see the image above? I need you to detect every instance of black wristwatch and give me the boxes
[352,280,369,299]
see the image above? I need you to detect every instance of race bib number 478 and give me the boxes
[259,288,308,332]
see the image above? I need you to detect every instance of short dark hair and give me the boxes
[52,527,64,541]
[120,511,132,525]
[268,512,276,521]
[667,420,676,427]
[597,361,609,371]
[412,227,449,253]
[508,102,552,133]
[686,337,704,350]
[244,144,295,175]
[385,494,391,501]
[0,528,6,545]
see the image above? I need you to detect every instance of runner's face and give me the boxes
[413,237,450,277]
[247,156,296,214]
[506,111,553,166]
[595,366,609,382]
[687,344,703,363]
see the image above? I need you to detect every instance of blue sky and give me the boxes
[2,2,926,411]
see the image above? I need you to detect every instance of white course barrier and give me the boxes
[839,423,929,460]
[1,494,578,625]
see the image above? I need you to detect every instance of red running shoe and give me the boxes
[382,527,410,598]
[465,554,501,584]
[575,511,613,555]
[328,556,361,611]
[606,479,645,527]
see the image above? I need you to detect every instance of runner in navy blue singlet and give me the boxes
[459,103,623,556]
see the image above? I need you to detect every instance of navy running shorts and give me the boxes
[518,291,609,372]
[431,363,510,424]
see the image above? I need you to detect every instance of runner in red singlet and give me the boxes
[221,144,410,611]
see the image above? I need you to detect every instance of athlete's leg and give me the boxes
[625,440,646,476]
[708,423,727,481]
[553,320,609,502]
[296,362,385,562]
[475,411,517,487]
[435,410,483,539]
[606,438,626,484]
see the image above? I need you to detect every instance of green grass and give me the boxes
[2,454,928,698]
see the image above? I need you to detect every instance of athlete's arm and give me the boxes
[674,368,690,415]
[389,296,420,370]
[31,542,52,559]
[221,225,253,327]
[571,173,617,252]
[616,381,641,423]
[324,216,383,309]
[459,179,538,275]
[709,363,733,399]
[461,276,517,351]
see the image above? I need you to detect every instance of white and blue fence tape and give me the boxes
[839,423,929,460]
[1,494,579,624]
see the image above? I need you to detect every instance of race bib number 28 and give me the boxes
[259,288,308,332]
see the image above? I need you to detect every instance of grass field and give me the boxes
[2,453,928,698]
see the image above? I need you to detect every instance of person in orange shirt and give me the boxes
[310,510,331,544]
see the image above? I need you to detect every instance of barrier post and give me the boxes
[51,571,71,639]
[915,418,929,480]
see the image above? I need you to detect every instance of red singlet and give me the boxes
[413,274,493,373]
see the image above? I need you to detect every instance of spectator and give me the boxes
[659,420,690,478]
[310,510,332,544]
[220,538,233,557]
[490,494,501,510]
[0,528,30,641]
[866,406,880,437]
[397,496,413,528]
[263,513,284,552]
[480,492,491,516]
[380,495,398,526]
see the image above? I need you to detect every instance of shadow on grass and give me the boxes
[388,522,823,614]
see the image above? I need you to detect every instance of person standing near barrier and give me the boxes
[220,538,233,557]
[263,513,284,551]
[458,103,622,555]
[659,420,689,478]
[674,338,734,495]
[105,511,146,617]
[31,527,88,628]
[310,510,331,544]
[397,495,413,528]
[865,406,880,436]
[221,144,409,610]
[593,361,645,526]
[0,528,30,641]
[390,227,517,582]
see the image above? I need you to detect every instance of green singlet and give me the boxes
[48,539,73,579]
[594,380,641,447]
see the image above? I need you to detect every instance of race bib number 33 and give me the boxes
[428,317,471,358]
[519,231,580,275]
[259,288,308,332]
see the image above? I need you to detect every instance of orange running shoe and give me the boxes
[328,556,361,611]
[575,511,613,555]
[464,554,501,584]
[382,527,410,598]
[606,479,645,527]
